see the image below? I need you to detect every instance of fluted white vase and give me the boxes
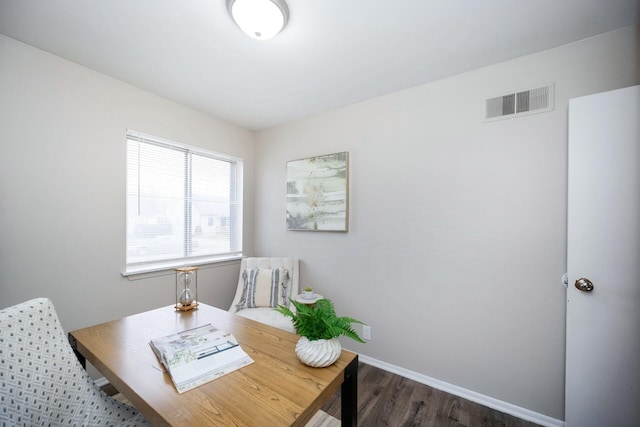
[295,336,342,367]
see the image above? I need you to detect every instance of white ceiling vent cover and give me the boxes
[485,83,554,121]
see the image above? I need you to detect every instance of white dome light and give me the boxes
[227,0,289,41]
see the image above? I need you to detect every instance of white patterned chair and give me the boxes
[0,298,151,427]
[228,257,299,332]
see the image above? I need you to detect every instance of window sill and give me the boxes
[122,254,243,279]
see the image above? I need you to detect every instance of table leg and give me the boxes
[67,332,86,369]
[341,355,358,427]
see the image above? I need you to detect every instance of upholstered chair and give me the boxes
[228,257,299,332]
[0,297,151,426]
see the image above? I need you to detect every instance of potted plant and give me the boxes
[275,298,365,367]
[302,286,315,299]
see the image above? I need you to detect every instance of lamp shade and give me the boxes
[227,0,289,40]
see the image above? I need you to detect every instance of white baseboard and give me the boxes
[355,353,565,427]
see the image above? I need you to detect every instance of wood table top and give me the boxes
[69,304,357,426]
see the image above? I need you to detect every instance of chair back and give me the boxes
[0,298,148,426]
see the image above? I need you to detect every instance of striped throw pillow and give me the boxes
[236,268,289,311]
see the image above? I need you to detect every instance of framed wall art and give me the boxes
[286,152,349,232]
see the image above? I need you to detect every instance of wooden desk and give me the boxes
[68,304,357,426]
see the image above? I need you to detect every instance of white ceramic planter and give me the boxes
[295,336,342,367]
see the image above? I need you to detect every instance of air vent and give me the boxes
[485,83,554,121]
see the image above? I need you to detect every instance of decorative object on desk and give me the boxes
[295,336,341,369]
[274,298,365,367]
[175,266,199,311]
[302,286,315,299]
[150,324,254,394]
[286,152,349,232]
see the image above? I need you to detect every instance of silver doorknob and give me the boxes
[575,278,594,292]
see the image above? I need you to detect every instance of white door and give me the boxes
[566,85,640,426]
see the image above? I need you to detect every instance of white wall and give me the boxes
[1,25,637,422]
[253,27,639,420]
[0,35,254,332]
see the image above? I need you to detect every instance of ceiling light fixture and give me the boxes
[226,0,289,41]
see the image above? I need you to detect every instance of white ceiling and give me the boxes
[0,0,638,130]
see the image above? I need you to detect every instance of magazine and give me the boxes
[150,324,254,394]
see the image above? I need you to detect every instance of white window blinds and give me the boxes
[125,130,242,274]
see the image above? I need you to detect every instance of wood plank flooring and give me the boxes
[320,362,542,427]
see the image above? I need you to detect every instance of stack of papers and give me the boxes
[150,324,253,393]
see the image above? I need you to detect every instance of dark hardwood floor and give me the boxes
[321,362,542,427]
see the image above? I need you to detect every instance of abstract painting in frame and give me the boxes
[286,152,349,232]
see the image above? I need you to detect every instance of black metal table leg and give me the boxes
[341,355,358,426]
[67,332,86,369]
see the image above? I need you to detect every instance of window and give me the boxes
[125,130,242,274]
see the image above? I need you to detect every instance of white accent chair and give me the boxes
[228,257,299,332]
[0,298,151,427]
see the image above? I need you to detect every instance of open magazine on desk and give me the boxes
[150,324,254,394]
